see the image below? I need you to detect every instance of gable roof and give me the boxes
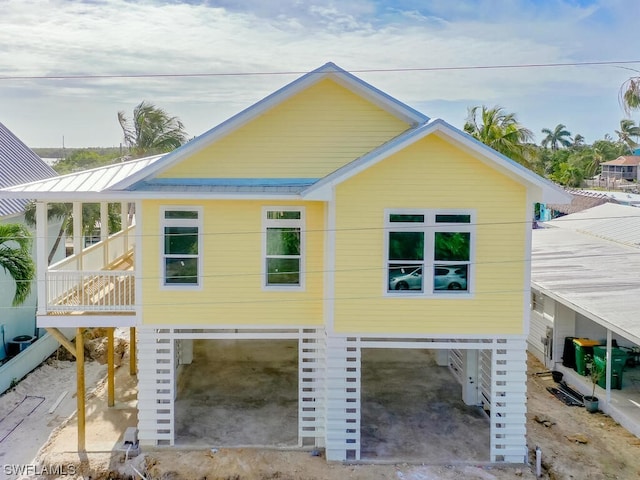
[302,118,570,204]
[0,63,569,206]
[0,121,57,217]
[110,62,429,191]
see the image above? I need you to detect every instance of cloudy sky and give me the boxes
[0,0,638,148]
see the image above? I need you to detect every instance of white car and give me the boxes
[434,266,467,291]
[389,266,467,291]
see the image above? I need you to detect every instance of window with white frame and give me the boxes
[264,208,304,288]
[386,211,473,294]
[162,207,202,287]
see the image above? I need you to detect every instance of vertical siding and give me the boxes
[141,200,325,326]
[332,135,528,335]
[159,79,410,179]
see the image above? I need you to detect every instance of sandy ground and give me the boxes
[1,333,639,479]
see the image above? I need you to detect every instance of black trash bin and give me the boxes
[7,335,36,358]
[562,336,577,369]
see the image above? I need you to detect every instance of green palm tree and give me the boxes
[464,105,536,168]
[615,119,640,152]
[541,124,572,151]
[0,224,35,306]
[118,101,188,158]
[620,77,640,115]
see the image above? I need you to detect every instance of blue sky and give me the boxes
[0,0,638,148]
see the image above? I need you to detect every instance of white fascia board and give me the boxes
[303,118,571,205]
[111,63,428,191]
[0,190,305,203]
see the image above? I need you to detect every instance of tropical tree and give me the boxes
[0,224,35,306]
[541,124,572,151]
[463,105,536,168]
[118,101,188,158]
[615,119,640,152]
[620,76,640,115]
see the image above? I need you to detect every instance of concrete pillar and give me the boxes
[178,339,193,365]
[462,349,479,406]
[435,349,449,367]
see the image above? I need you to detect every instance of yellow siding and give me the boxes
[159,79,410,179]
[141,200,325,326]
[333,134,528,335]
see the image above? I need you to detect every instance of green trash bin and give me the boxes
[573,338,601,375]
[593,346,626,389]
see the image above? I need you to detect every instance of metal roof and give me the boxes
[0,121,57,216]
[532,204,640,344]
[548,202,640,247]
[3,155,163,197]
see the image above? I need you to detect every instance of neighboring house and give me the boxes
[0,63,569,463]
[529,203,640,436]
[600,155,640,183]
[0,121,66,393]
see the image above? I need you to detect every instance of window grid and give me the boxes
[385,210,474,295]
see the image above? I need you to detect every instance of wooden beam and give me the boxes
[107,327,115,407]
[76,327,85,452]
[129,327,137,376]
[45,327,76,358]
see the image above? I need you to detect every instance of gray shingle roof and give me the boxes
[0,121,57,217]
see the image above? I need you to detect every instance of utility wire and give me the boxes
[1,60,639,81]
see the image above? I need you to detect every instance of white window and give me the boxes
[263,207,304,289]
[161,207,202,288]
[385,210,474,295]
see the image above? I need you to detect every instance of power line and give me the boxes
[1,60,639,81]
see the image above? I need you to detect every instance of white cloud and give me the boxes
[0,0,637,146]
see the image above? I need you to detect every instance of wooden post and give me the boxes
[108,327,115,407]
[129,327,137,376]
[76,328,85,452]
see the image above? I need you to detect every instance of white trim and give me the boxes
[523,191,534,334]
[325,193,336,335]
[35,201,47,316]
[262,206,305,291]
[160,206,203,290]
[37,314,137,328]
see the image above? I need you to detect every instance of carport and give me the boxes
[361,348,490,462]
[172,339,491,461]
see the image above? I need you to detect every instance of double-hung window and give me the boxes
[264,208,304,288]
[386,210,473,295]
[162,207,202,287]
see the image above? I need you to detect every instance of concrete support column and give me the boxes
[178,339,193,365]
[462,349,479,406]
[435,349,449,367]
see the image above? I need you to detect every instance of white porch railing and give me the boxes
[46,270,135,312]
[46,225,136,313]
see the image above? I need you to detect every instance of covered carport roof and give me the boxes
[532,203,640,345]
